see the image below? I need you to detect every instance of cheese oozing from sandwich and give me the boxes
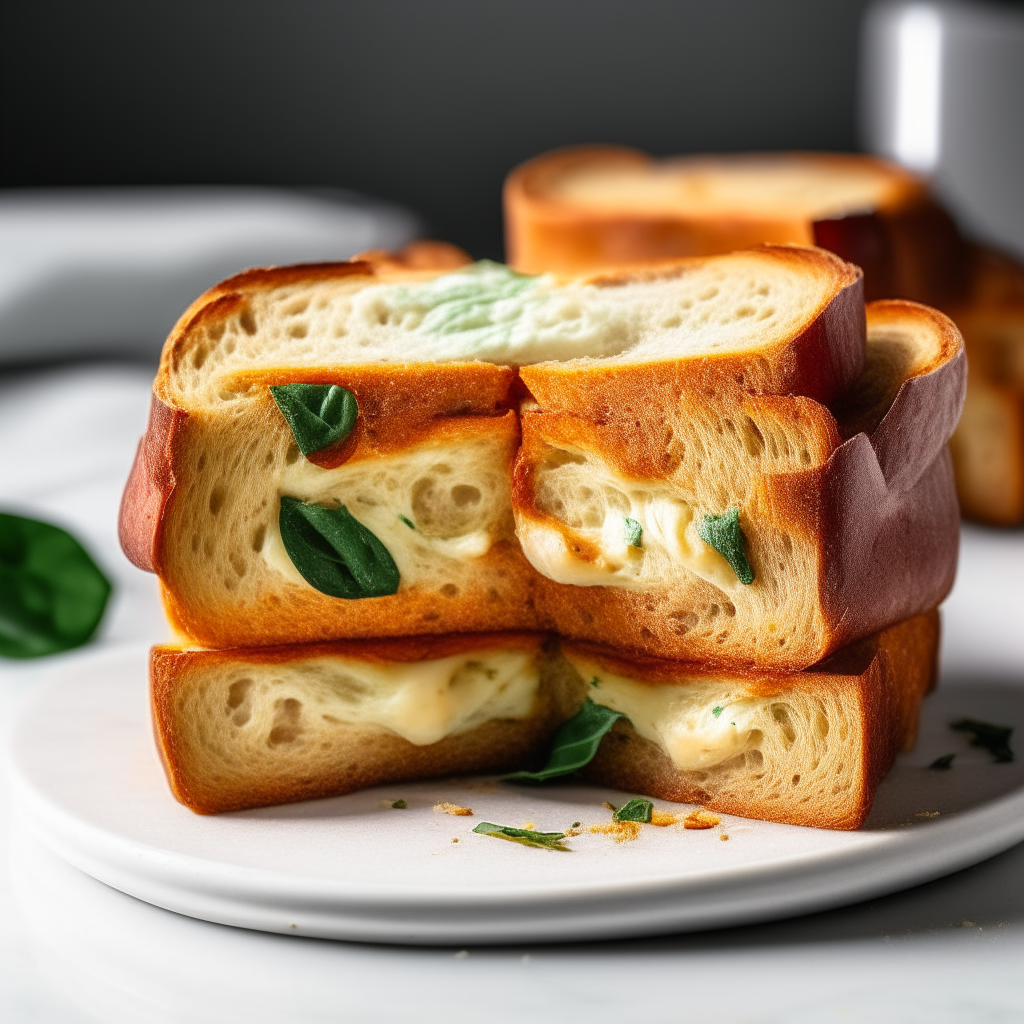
[521,447,743,593]
[214,649,541,748]
[263,434,512,587]
[567,657,759,770]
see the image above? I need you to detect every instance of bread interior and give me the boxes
[164,252,844,409]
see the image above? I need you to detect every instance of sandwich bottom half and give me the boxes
[150,611,939,829]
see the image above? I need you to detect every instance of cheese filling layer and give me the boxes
[566,654,759,770]
[523,449,742,593]
[262,435,512,587]
[219,650,541,748]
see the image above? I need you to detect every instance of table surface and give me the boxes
[2,363,1024,1024]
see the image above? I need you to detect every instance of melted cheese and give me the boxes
[522,457,741,593]
[566,653,758,770]
[263,436,509,587]
[237,650,540,746]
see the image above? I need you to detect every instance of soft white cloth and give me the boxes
[0,188,417,364]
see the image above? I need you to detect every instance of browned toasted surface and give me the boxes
[944,247,1024,525]
[578,611,938,829]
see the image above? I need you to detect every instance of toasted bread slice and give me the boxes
[946,247,1024,524]
[569,610,939,830]
[120,245,867,653]
[152,615,936,827]
[151,632,583,815]
[514,301,963,667]
[506,147,967,306]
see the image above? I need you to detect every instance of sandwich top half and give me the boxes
[120,243,965,669]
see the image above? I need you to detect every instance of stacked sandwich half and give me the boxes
[506,146,1022,524]
[121,239,965,829]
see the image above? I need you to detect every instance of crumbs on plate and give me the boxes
[434,801,473,816]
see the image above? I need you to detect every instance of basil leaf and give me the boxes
[929,753,956,770]
[270,384,358,456]
[472,821,569,851]
[614,798,654,823]
[697,506,755,585]
[504,698,626,784]
[624,517,642,548]
[951,719,1014,763]
[278,497,400,599]
[0,512,111,659]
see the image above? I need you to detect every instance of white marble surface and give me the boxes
[3,365,1024,1021]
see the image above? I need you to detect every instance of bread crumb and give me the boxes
[914,810,941,819]
[571,821,582,828]
[451,838,459,843]
[434,802,473,816]
[650,811,678,827]
[683,810,721,830]
[521,821,535,830]
[719,834,730,841]
[602,801,617,811]
[454,950,469,959]
[589,821,642,843]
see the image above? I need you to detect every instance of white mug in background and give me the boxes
[861,1,1024,257]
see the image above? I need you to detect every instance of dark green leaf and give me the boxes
[0,512,111,659]
[278,497,400,599]
[472,821,569,851]
[614,798,654,823]
[504,698,626,784]
[929,753,956,770]
[624,517,642,548]
[951,719,1014,763]
[270,384,358,456]
[697,506,755,585]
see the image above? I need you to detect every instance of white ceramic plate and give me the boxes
[9,644,1024,946]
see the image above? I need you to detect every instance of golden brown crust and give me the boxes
[521,245,865,408]
[505,146,967,306]
[118,394,184,574]
[579,611,939,829]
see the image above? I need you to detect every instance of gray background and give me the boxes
[1,0,876,258]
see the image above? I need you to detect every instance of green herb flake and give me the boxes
[589,676,601,688]
[278,497,400,599]
[712,706,723,718]
[951,719,1014,763]
[0,512,112,659]
[472,821,569,851]
[399,515,416,530]
[624,517,643,548]
[391,799,408,809]
[270,383,358,457]
[571,821,582,828]
[929,754,956,771]
[613,798,654,823]
[696,506,755,585]
[504,698,626,784]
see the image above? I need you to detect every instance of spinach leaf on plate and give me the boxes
[0,512,111,659]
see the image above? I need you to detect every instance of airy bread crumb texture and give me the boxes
[160,251,849,411]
